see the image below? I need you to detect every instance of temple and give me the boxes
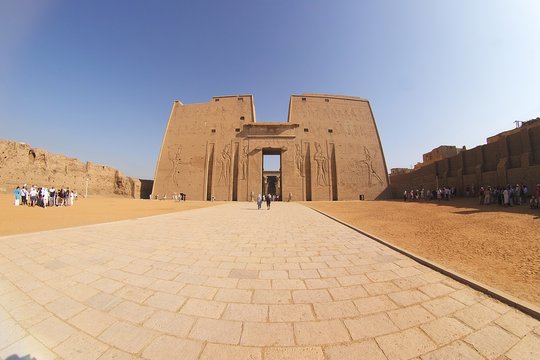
[152,94,390,201]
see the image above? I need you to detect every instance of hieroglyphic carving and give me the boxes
[168,145,183,187]
[314,142,328,186]
[294,144,305,177]
[361,146,383,186]
[218,144,231,185]
[240,145,248,180]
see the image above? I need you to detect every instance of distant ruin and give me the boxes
[152,94,390,201]
[0,140,149,198]
[390,118,540,196]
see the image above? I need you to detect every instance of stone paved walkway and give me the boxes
[1,202,539,359]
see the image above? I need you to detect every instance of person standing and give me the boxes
[14,186,21,206]
[257,194,262,210]
[266,193,271,210]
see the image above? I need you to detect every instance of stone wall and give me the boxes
[0,140,148,198]
[389,119,540,196]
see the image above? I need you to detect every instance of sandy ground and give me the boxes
[0,194,217,236]
[308,199,540,307]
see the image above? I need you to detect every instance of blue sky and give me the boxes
[1,0,539,179]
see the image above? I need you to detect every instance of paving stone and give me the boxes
[110,300,154,324]
[0,335,57,360]
[147,279,184,294]
[388,289,430,306]
[272,279,307,290]
[328,285,368,300]
[144,292,186,311]
[45,296,86,320]
[294,320,351,345]
[28,285,63,305]
[64,282,101,302]
[189,317,242,344]
[421,296,466,317]
[252,289,291,304]
[143,310,195,337]
[480,297,511,314]
[354,295,398,315]
[324,339,387,360]
[418,283,455,298]
[99,321,157,354]
[91,278,124,294]
[293,289,333,303]
[387,305,435,329]
[449,288,485,306]
[179,298,226,319]
[454,303,500,329]
[8,301,52,328]
[241,322,295,346]
[495,310,539,337]
[142,335,203,360]
[344,312,399,340]
[0,318,27,350]
[392,275,429,290]
[222,304,267,324]
[114,284,154,303]
[269,304,315,322]
[305,278,340,289]
[179,284,218,300]
[364,281,401,295]
[313,300,359,319]
[420,340,483,360]
[420,317,473,345]
[68,308,117,336]
[238,279,272,289]
[200,343,262,360]
[506,333,540,360]
[85,292,123,311]
[214,288,253,303]
[376,327,437,360]
[264,346,325,359]
[28,316,77,348]
[53,331,109,360]
[464,325,519,358]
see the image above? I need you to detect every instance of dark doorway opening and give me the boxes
[262,149,282,201]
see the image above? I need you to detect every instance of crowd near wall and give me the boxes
[0,140,150,198]
[389,119,540,197]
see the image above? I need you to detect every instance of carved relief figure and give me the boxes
[218,144,231,185]
[314,142,328,186]
[360,146,383,186]
[294,144,305,177]
[240,145,248,180]
[168,145,183,187]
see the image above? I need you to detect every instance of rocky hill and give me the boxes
[0,140,150,198]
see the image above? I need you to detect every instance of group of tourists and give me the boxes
[256,194,274,210]
[403,187,456,202]
[13,184,77,208]
[402,183,540,209]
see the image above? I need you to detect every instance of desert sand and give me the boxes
[0,194,216,236]
[1,194,538,306]
[308,199,540,307]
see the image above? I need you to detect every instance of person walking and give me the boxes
[257,194,262,210]
[14,186,21,206]
[266,193,271,210]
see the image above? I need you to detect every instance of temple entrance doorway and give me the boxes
[262,149,281,201]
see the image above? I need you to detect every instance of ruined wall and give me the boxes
[389,120,540,196]
[153,94,390,201]
[0,140,145,198]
